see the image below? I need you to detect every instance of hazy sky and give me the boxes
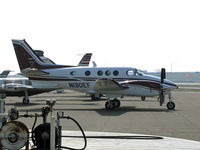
[0,0,200,73]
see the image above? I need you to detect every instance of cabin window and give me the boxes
[97,70,103,76]
[4,80,13,84]
[70,71,76,76]
[105,70,111,76]
[15,80,23,84]
[127,70,134,76]
[85,70,91,76]
[113,70,119,76]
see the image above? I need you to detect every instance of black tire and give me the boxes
[91,94,99,100]
[113,99,121,108]
[105,101,114,110]
[141,96,146,101]
[167,102,175,110]
[23,98,29,104]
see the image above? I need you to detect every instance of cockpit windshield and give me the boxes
[135,69,144,76]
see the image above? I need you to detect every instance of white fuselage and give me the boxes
[31,67,177,98]
[0,67,177,99]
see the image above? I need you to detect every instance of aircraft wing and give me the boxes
[93,78,129,91]
[21,68,49,77]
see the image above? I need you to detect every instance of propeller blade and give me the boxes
[159,91,165,106]
[159,68,166,105]
[161,68,166,84]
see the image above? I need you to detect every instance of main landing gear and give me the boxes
[22,90,29,104]
[105,99,121,110]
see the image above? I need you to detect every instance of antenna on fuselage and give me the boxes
[92,61,97,67]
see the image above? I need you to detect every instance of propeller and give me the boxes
[161,68,166,84]
[159,68,166,106]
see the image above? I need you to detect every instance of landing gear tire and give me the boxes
[113,99,121,108]
[91,94,100,100]
[23,98,29,104]
[141,96,146,101]
[105,101,114,110]
[167,102,175,110]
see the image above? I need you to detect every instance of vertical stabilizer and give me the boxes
[12,39,75,71]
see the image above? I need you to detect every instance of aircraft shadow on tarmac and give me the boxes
[52,106,170,116]
[34,95,89,99]
[8,104,173,116]
[6,97,174,116]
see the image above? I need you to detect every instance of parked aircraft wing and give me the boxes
[21,68,49,77]
[1,83,33,92]
[93,78,129,91]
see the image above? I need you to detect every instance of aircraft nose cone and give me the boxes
[165,80,178,89]
[173,83,178,89]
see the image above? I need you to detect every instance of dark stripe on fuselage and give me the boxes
[29,76,79,81]
[123,80,162,89]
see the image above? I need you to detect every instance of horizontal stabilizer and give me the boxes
[93,78,128,91]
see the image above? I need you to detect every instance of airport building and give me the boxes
[148,72,200,83]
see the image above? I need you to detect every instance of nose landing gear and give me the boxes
[167,101,175,110]
[166,93,175,110]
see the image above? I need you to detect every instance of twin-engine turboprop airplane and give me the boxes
[0,49,92,104]
[12,39,178,110]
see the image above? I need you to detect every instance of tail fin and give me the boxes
[0,70,11,78]
[12,39,75,71]
[78,53,92,66]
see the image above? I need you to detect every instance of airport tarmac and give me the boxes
[3,85,200,149]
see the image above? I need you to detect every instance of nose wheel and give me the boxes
[141,96,146,101]
[23,98,29,104]
[166,93,175,110]
[167,102,175,110]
